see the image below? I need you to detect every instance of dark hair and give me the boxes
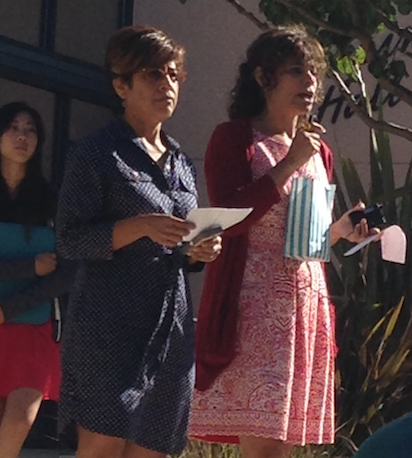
[229,24,327,120]
[0,102,53,226]
[105,25,186,86]
[0,101,45,178]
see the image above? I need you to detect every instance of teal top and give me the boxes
[0,223,55,324]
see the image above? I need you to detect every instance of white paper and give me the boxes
[381,225,407,264]
[343,224,407,264]
[183,207,253,242]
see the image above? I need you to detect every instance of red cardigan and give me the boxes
[195,118,334,391]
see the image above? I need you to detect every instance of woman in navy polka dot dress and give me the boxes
[56,26,222,458]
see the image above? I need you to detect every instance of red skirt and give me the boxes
[0,320,61,400]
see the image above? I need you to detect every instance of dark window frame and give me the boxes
[39,0,57,52]
[0,0,133,191]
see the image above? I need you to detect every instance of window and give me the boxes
[0,0,133,189]
[55,0,118,65]
[0,0,42,46]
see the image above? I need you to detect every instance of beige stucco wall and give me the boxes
[134,1,412,308]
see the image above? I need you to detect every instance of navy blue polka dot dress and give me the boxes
[56,118,200,454]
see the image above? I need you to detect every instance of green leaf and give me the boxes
[377,131,396,222]
[337,56,356,79]
[369,130,384,202]
[389,60,409,79]
[368,56,388,79]
[340,154,367,206]
[397,1,412,15]
[383,297,404,342]
[377,349,410,390]
[361,312,389,348]
[368,94,396,221]
[399,157,412,237]
[333,170,349,216]
[355,47,366,65]
[376,22,386,33]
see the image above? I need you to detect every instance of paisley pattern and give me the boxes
[189,130,335,445]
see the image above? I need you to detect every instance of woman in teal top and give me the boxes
[0,102,74,458]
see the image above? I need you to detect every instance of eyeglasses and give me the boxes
[140,67,187,84]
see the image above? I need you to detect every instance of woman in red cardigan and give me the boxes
[190,25,371,458]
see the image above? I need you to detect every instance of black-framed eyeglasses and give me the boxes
[140,67,187,84]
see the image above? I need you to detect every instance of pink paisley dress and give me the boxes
[189,130,335,445]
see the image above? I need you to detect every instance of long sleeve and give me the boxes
[0,258,36,282]
[319,140,334,182]
[1,260,77,321]
[204,122,281,237]
[56,139,115,260]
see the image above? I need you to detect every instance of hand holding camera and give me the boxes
[333,202,384,244]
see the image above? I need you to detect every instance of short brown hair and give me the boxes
[229,24,327,120]
[105,25,186,85]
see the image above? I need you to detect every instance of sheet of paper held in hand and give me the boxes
[183,207,253,243]
[343,225,407,264]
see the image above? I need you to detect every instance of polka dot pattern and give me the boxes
[56,118,198,454]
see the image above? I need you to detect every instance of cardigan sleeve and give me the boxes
[1,260,77,322]
[0,258,36,282]
[204,122,281,237]
[319,140,334,182]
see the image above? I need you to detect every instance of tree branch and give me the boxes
[346,0,362,30]
[225,0,357,38]
[353,34,412,108]
[223,1,412,110]
[272,0,357,38]
[377,10,412,43]
[330,70,412,143]
[224,0,270,31]
[377,77,412,108]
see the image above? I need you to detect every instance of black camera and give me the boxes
[349,203,386,228]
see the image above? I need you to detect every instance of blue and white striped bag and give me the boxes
[284,159,336,262]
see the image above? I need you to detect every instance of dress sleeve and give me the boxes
[0,259,36,282]
[205,122,281,237]
[56,140,115,260]
[1,260,77,322]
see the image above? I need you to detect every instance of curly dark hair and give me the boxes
[105,24,186,87]
[228,24,327,120]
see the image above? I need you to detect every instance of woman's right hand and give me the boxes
[268,123,325,187]
[135,214,195,247]
[35,253,57,276]
[284,124,323,171]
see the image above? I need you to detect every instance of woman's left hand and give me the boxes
[0,307,4,325]
[187,236,222,263]
[332,202,380,245]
